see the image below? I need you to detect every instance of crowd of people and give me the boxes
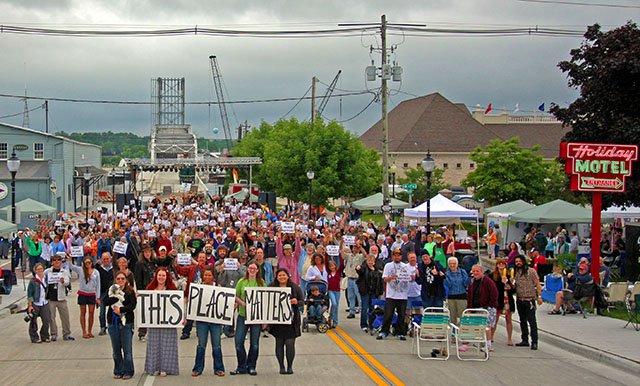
[17,193,553,379]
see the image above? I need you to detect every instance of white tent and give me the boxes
[602,206,640,219]
[404,194,480,255]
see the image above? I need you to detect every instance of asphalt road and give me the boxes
[0,279,637,386]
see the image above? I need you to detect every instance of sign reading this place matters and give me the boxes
[136,290,184,328]
[186,284,235,325]
[244,287,293,325]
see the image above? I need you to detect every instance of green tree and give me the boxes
[396,167,449,204]
[462,137,555,205]
[551,22,640,207]
[233,118,382,205]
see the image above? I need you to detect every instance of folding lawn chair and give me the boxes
[623,293,640,331]
[605,282,628,309]
[412,307,450,360]
[450,308,489,361]
[541,274,564,306]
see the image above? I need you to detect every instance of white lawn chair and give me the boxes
[450,308,490,361]
[412,307,450,360]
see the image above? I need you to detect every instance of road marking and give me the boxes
[142,374,155,386]
[335,327,405,386]
[327,329,387,385]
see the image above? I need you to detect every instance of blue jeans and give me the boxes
[99,294,108,329]
[308,304,322,320]
[28,254,41,274]
[347,278,361,315]
[300,279,307,294]
[328,291,340,326]
[193,322,224,373]
[234,315,260,372]
[360,294,374,329]
[108,323,134,377]
[422,295,444,308]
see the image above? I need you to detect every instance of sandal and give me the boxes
[191,372,202,377]
[159,372,167,377]
[122,375,131,380]
[82,334,91,339]
[548,310,561,315]
[215,371,225,377]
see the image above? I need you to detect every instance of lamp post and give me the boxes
[307,169,314,220]
[7,152,20,274]
[110,167,116,214]
[139,166,144,210]
[421,151,435,233]
[390,163,397,197]
[84,168,91,223]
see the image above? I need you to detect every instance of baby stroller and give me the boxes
[302,281,330,333]
[368,299,399,336]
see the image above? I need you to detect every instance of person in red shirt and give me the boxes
[154,229,173,256]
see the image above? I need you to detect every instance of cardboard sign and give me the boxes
[343,235,355,246]
[148,230,156,238]
[224,258,238,271]
[282,222,295,234]
[177,253,192,266]
[326,245,339,256]
[245,287,293,325]
[113,241,128,255]
[186,284,236,325]
[173,228,182,236]
[47,272,62,285]
[136,290,184,328]
[70,246,84,257]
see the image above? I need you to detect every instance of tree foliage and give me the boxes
[551,22,640,207]
[396,167,449,205]
[233,118,382,205]
[462,137,561,206]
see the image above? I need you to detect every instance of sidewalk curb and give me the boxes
[504,316,640,376]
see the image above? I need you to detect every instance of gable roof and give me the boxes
[0,122,102,150]
[359,93,569,157]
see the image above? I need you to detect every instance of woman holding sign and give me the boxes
[105,271,137,380]
[269,268,304,375]
[144,267,180,377]
[68,256,101,339]
[191,267,226,377]
[231,261,265,376]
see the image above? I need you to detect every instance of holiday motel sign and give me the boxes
[560,143,638,192]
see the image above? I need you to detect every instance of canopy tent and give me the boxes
[602,205,640,219]
[0,218,17,238]
[509,199,593,224]
[351,193,410,210]
[404,194,480,256]
[485,200,537,250]
[485,200,536,215]
[0,198,57,230]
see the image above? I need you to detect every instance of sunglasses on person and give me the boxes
[115,277,126,281]
[84,261,93,265]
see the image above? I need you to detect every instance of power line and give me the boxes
[279,85,313,120]
[0,102,45,119]
[515,0,640,9]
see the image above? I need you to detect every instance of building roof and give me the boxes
[359,93,568,158]
[0,122,102,150]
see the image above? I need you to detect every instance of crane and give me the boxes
[317,70,342,118]
[209,55,233,152]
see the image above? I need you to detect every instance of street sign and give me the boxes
[0,182,7,200]
[402,183,417,190]
[560,142,638,192]
[28,214,41,219]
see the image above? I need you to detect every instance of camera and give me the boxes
[24,311,35,323]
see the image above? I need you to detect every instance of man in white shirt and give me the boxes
[377,249,413,341]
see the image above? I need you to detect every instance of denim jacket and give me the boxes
[444,269,469,296]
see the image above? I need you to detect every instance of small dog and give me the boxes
[108,283,126,325]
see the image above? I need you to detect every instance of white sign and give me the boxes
[282,222,295,234]
[409,219,418,227]
[390,221,396,228]
[245,287,293,325]
[173,228,182,236]
[186,284,236,325]
[113,241,128,255]
[224,258,238,271]
[70,246,84,257]
[71,227,79,235]
[177,253,192,266]
[343,235,355,246]
[47,272,62,285]
[326,245,339,256]
[148,230,156,238]
[260,220,268,227]
[136,290,185,328]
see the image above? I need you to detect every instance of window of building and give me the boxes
[34,143,44,160]
[0,143,7,159]
[403,163,408,168]
[416,163,421,168]
[470,163,475,169]
[443,163,449,169]
[456,163,462,169]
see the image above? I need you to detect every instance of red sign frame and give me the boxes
[560,142,638,193]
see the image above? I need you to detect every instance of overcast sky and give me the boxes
[0,0,637,140]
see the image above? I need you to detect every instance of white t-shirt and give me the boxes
[383,262,412,300]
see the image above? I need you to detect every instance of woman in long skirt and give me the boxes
[144,267,180,376]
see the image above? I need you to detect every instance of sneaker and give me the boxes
[362,327,369,333]
[355,307,360,314]
[398,335,406,341]
[99,328,107,336]
[347,314,355,319]
[138,335,146,342]
[63,335,75,341]
[531,343,538,350]
[51,335,57,342]
[515,341,529,347]
[376,333,387,340]
[180,334,190,340]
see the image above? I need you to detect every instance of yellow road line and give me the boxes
[335,327,406,386]
[327,329,387,386]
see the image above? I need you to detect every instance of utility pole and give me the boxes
[381,14,390,214]
[44,100,49,133]
[311,76,317,123]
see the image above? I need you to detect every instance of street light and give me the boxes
[7,152,20,274]
[307,169,315,220]
[110,167,116,214]
[84,168,91,223]
[390,163,397,198]
[421,150,435,233]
